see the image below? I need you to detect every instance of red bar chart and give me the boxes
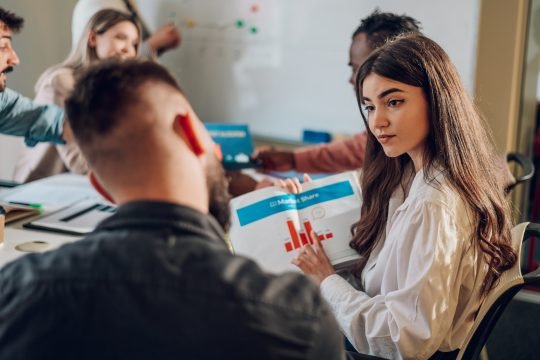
[284,219,333,252]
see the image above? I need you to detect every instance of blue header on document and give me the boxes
[236,180,354,226]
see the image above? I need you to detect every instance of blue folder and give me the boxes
[205,123,260,170]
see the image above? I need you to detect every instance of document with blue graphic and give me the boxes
[229,171,361,273]
[205,123,259,170]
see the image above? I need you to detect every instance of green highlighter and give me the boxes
[8,201,43,209]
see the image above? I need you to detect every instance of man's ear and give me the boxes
[175,113,206,157]
[88,31,97,48]
[89,171,116,204]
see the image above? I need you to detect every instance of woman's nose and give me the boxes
[371,109,389,130]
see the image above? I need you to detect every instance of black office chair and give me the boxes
[505,153,535,194]
[456,222,540,360]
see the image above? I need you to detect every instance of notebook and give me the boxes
[0,202,41,224]
[23,200,116,235]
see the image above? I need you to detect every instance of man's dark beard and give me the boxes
[0,66,13,92]
[206,156,232,232]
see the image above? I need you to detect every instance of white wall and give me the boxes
[140,0,480,141]
[0,0,76,180]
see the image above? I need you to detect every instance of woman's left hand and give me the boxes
[291,231,336,285]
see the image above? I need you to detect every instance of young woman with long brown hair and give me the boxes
[292,34,516,359]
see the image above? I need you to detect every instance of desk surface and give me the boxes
[0,227,79,268]
[0,174,101,269]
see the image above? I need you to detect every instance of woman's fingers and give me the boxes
[312,231,325,253]
[292,251,315,271]
[303,243,317,257]
[292,177,302,193]
[291,242,336,284]
[276,178,303,194]
[291,257,303,268]
[274,177,305,194]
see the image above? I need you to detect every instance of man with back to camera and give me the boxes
[0,59,347,359]
[254,10,421,173]
[0,7,70,147]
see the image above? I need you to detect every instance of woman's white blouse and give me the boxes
[320,169,487,359]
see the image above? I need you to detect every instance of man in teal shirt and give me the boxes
[0,7,65,146]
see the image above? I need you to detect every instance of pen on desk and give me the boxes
[9,201,43,209]
[60,203,102,222]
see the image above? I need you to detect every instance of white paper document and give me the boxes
[0,174,101,211]
[229,172,361,273]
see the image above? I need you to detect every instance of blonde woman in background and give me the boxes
[72,0,180,59]
[14,9,141,183]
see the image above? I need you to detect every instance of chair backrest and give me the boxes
[505,153,535,193]
[457,222,540,360]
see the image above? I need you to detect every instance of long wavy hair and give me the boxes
[351,34,516,295]
[35,9,141,92]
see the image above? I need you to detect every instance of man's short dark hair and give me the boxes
[0,8,24,33]
[65,59,181,148]
[353,9,421,50]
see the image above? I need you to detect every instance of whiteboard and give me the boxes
[139,0,480,142]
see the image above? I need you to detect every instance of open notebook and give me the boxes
[24,200,116,235]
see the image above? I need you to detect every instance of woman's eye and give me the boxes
[363,105,374,113]
[387,99,403,107]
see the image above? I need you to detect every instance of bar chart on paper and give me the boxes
[284,219,333,252]
[229,172,361,273]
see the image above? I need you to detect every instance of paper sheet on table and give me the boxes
[0,174,101,210]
